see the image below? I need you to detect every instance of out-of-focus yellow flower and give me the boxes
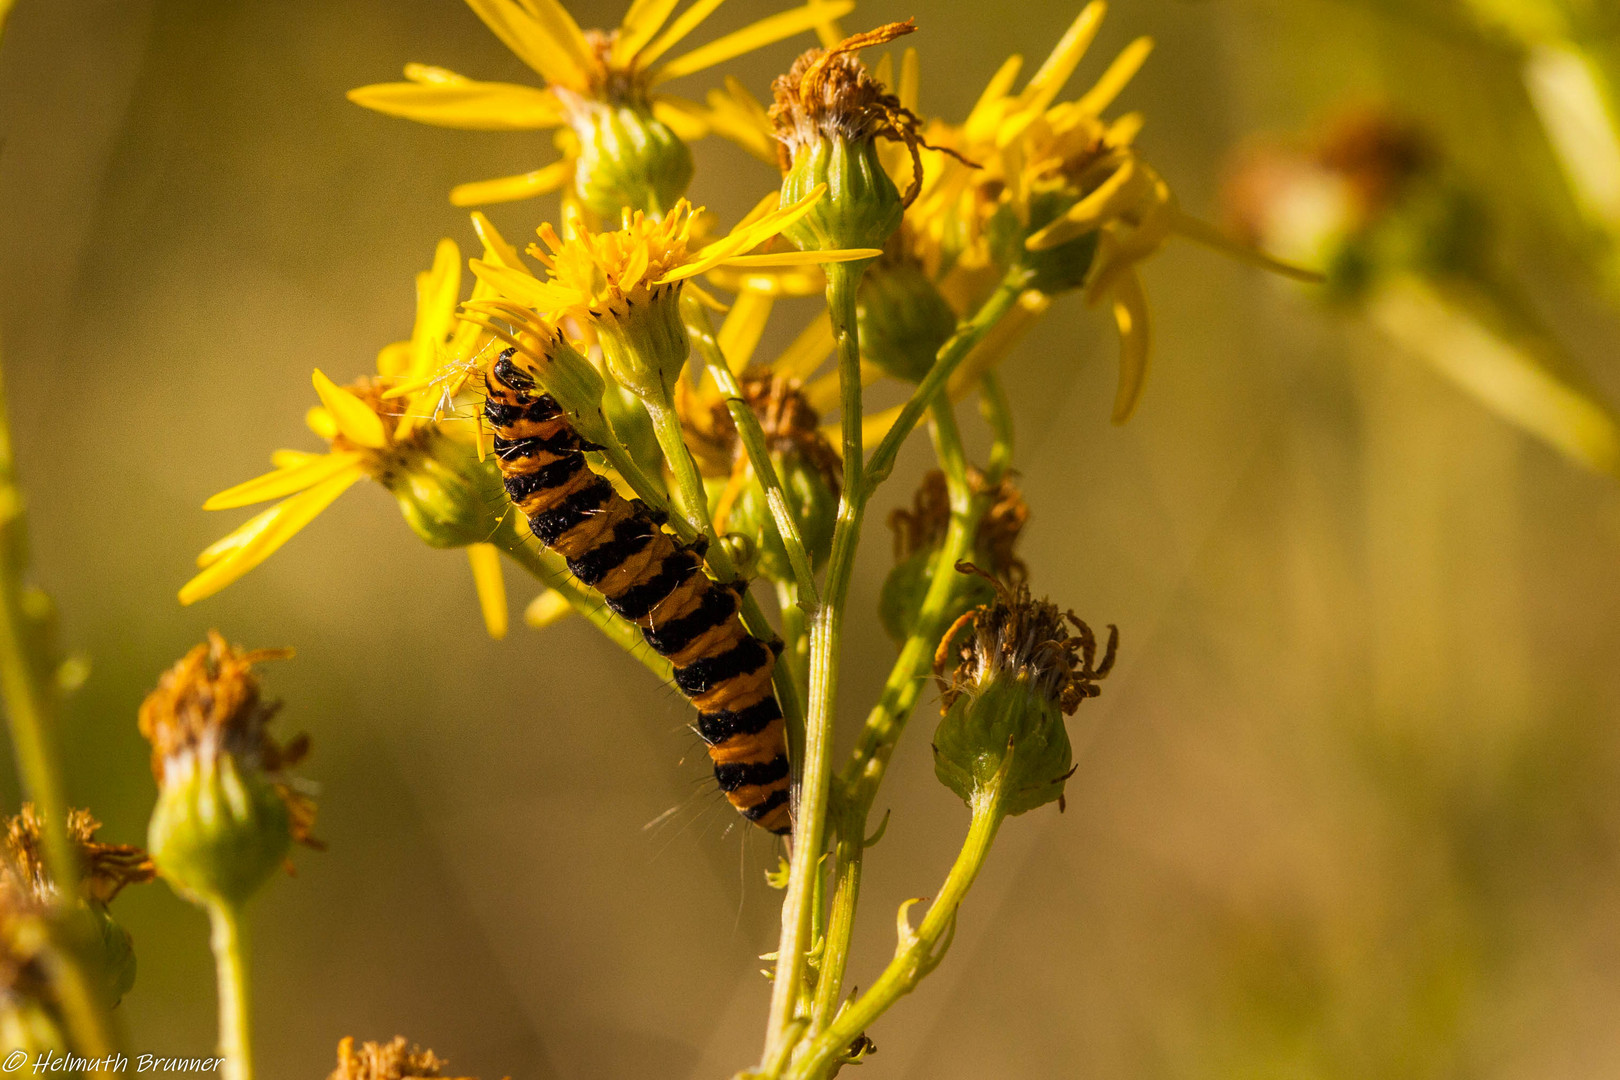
[348,0,852,210]
[181,232,515,636]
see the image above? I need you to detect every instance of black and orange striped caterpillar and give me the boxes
[483,348,793,834]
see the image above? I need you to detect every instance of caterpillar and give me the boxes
[483,347,793,835]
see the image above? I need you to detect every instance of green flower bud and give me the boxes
[383,429,510,551]
[138,633,317,909]
[988,194,1100,296]
[601,380,663,481]
[593,281,690,403]
[932,579,1116,816]
[769,22,922,253]
[857,255,957,382]
[880,470,1028,644]
[567,99,694,220]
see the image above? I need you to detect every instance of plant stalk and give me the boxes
[208,900,253,1080]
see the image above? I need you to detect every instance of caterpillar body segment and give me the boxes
[484,348,793,834]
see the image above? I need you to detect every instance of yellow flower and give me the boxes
[466,186,879,398]
[347,0,853,208]
[181,232,514,639]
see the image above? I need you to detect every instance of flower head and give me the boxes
[329,1036,477,1080]
[931,572,1115,815]
[348,0,852,211]
[139,632,318,906]
[469,189,879,399]
[3,807,154,909]
[182,231,517,639]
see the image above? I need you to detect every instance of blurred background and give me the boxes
[4,0,1620,1076]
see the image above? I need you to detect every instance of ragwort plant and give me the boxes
[0,1,1315,1077]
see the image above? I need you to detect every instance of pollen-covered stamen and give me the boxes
[934,567,1116,717]
[3,806,155,907]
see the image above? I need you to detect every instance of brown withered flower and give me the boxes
[889,468,1029,583]
[329,1036,478,1080]
[3,805,154,906]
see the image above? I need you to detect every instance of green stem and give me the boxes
[208,901,253,1080]
[494,525,672,682]
[811,397,979,1031]
[789,781,1008,1080]
[866,269,1032,489]
[762,259,869,1066]
[979,373,1015,482]
[682,294,821,602]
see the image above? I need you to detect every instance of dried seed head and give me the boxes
[931,571,1116,815]
[329,1036,476,1080]
[140,633,319,906]
[3,806,154,907]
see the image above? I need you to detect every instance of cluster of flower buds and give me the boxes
[932,573,1116,815]
[139,632,318,909]
[327,1035,479,1080]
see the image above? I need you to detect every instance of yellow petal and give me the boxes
[524,588,575,629]
[195,502,282,569]
[180,469,364,605]
[1017,2,1105,116]
[652,96,711,141]
[1076,36,1154,117]
[269,449,323,470]
[412,238,463,377]
[808,0,846,47]
[898,47,920,113]
[711,248,882,270]
[463,0,592,89]
[964,54,1024,141]
[1026,158,1145,250]
[653,1,855,84]
[773,312,834,380]
[202,451,367,510]
[346,77,564,129]
[469,258,571,310]
[312,369,390,449]
[637,0,728,68]
[472,210,526,270]
[716,289,774,372]
[613,0,681,65]
[1109,266,1151,423]
[376,340,414,378]
[467,543,509,639]
[451,160,573,206]
[660,186,828,281]
[705,77,777,164]
[306,406,338,441]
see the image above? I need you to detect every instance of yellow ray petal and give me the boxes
[1076,36,1154,117]
[195,502,282,569]
[1106,111,1145,147]
[614,0,682,65]
[652,95,711,141]
[808,0,846,47]
[637,0,728,68]
[1017,2,1105,116]
[451,160,573,206]
[464,0,592,89]
[313,369,390,448]
[306,406,338,441]
[705,78,777,163]
[467,542,509,639]
[710,248,882,270]
[898,47,920,113]
[872,53,893,92]
[470,258,573,309]
[660,186,829,281]
[716,289,774,372]
[653,1,855,84]
[471,210,527,269]
[1026,158,1146,250]
[202,451,367,510]
[376,340,414,378]
[1109,266,1151,423]
[346,77,564,129]
[964,54,1024,140]
[411,238,463,378]
[525,588,576,628]
[269,449,323,470]
[773,312,834,380]
[180,469,364,605]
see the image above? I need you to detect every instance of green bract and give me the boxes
[385,432,510,551]
[857,258,957,382]
[779,135,903,254]
[571,101,694,220]
[147,753,292,909]
[933,677,1075,816]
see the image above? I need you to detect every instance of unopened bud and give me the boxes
[857,255,956,382]
[567,99,695,220]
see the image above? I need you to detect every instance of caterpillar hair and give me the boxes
[484,347,792,835]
